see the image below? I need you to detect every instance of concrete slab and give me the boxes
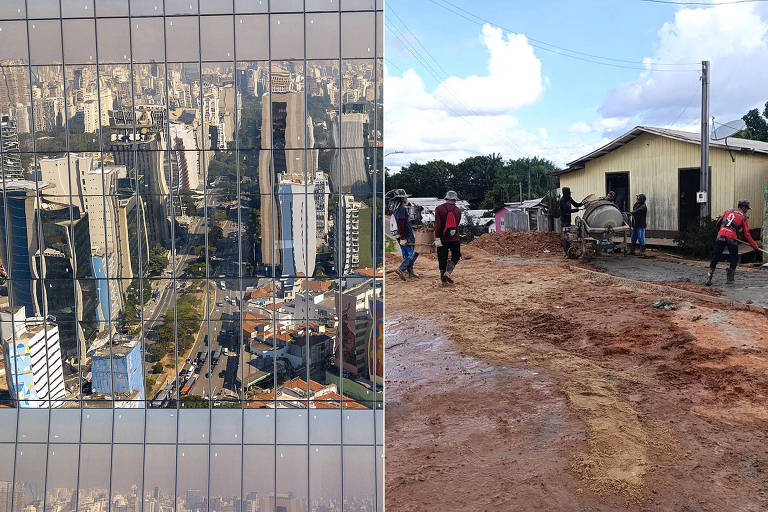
[591,256,768,309]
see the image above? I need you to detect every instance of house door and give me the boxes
[678,168,700,233]
[605,172,630,212]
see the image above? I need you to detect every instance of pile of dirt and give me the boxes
[469,231,562,257]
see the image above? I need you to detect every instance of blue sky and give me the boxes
[384,0,768,169]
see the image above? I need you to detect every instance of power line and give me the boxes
[640,0,768,5]
[385,18,529,156]
[423,0,701,71]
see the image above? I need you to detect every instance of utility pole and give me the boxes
[700,60,710,221]
[519,182,523,202]
[527,167,531,200]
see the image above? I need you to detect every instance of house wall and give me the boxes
[559,132,768,236]
[494,209,506,233]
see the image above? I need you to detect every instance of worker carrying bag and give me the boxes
[442,210,458,238]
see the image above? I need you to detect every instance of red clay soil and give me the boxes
[468,231,562,257]
[385,245,768,511]
[659,280,724,296]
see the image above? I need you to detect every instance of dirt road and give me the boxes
[386,237,768,511]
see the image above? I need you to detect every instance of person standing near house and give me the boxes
[705,199,760,286]
[391,189,418,281]
[559,187,583,256]
[630,193,648,255]
[434,191,463,284]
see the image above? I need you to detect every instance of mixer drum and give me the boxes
[582,200,624,229]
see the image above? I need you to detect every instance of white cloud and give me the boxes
[599,4,768,130]
[385,24,551,168]
[433,25,544,115]
[569,122,592,134]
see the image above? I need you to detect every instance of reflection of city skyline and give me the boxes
[0,4,381,511]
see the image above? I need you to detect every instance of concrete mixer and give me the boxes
[565,198,632,259]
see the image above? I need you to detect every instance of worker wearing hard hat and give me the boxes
[705,199,760,286]
[630,194,648,256]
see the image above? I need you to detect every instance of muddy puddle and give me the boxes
[386,315,539,403]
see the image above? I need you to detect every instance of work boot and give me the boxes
[726,268,735,284]
[445,259,456,275]
[395,268,408,281]
[408,270,421,279]
[639,246,645,257]
[443,273,454,284]
[629,243,636,255]
[705,269,715,286]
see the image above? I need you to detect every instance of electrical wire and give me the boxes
[640,0,768,5]
[422,0,702,72]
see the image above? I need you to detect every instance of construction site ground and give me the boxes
[385,233,768,511]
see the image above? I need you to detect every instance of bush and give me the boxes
[674,218,719,258]
[152,362,164,374]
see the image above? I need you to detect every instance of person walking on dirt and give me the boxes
[705,199,760,286]
[559,187,583,256]
[391,189,419,281]
[434,190,463,284]
[630,194,648,256]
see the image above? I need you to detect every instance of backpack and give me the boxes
[442,208,458,237]
[389,214,399,237]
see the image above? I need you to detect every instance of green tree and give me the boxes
[738,102,768,142]
[146,244,169,275]
[152,362,164,374]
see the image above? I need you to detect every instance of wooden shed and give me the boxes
[555,126,768,239]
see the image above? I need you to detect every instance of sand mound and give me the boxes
[469,231,562,257]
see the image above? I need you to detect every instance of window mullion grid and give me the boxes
[194,3,215,512]
[159,3,182,510]
[372,7,381,511]
[337,5,344,512]
[231,3,246,512]
[125,2,149,511]
[55,1,86,511]
[302,3,311,512]
[1,12,23,511]
[267,3,277,511]
[92,4,120,510]
[22,2,53,510]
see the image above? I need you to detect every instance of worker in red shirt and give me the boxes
[705,199,760,286]
[434,191,463,284]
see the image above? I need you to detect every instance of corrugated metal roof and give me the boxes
[556,125,768,176]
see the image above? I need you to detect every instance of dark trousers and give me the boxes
[710,237,739,270]
[437,241,461,274]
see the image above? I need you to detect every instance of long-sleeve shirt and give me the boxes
[631,202,647,229]
[434,202,462,243]
[717,209,758,248]
[393,205,415,244]
[559,195,582,227]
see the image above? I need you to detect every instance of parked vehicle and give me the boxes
[151,389,168,408]
[180,375,197,396]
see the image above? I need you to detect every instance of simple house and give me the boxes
[493,198,550,233]
[555,126,768,239]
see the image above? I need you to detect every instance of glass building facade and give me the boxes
[0,1,383,510]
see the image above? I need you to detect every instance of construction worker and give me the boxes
[559,187,583,256]
[630,193,648,255]
[705,199,760,286]
[391,189,418,281]
[434,190,463,284]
